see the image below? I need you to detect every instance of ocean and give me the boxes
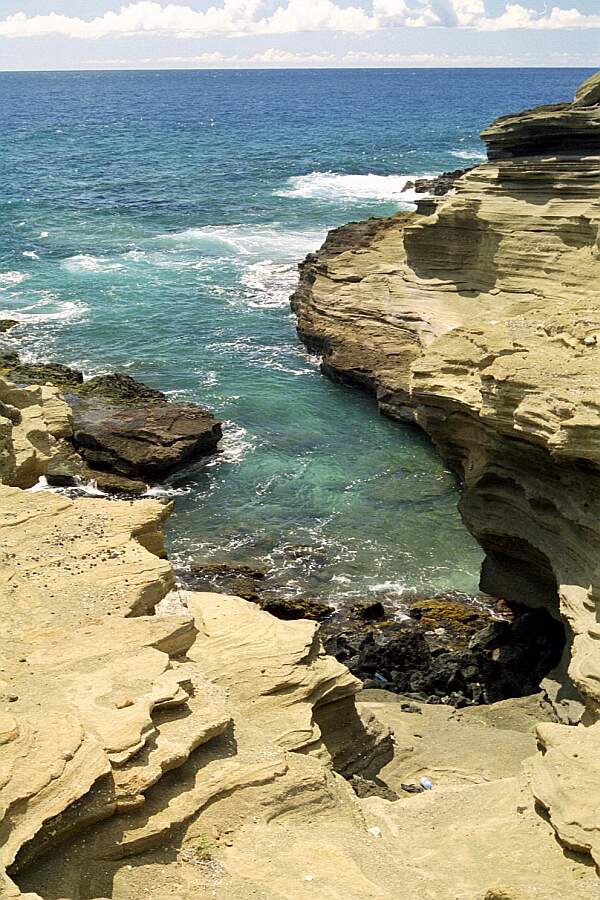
[0,67,591,606]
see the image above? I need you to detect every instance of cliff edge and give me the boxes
[1,378,595,897]
[292,70,600,868]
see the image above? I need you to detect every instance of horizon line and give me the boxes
[0,64,595,73]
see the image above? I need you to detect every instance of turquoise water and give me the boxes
[0,68,591,605]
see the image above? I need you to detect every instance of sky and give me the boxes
[0,0,598,70]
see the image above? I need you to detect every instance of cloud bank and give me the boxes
[1,0,599,39]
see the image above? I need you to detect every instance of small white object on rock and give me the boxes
[368,826,382,838]
[304,874,315,882]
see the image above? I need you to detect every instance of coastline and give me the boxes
[291,69,600,864]
[1,68,599,896]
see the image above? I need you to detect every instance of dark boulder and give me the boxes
[0,350,20,370]
[73,402,222,479]
[4,361,83,390]
[259,596,333,621]
[402,168,473,198]
[351,600,385,622]
[46,441,147,495]
[322,597,565,707]
[78,372,167,405]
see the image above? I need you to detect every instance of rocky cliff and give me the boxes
[1,476,594,897]
[292,70,600,869]
[1,376,596,898]
[2,71,600,898]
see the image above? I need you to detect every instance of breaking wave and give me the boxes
[450,149,487,161]
[276,172,433,203]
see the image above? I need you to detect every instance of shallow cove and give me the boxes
[0,68,591,607]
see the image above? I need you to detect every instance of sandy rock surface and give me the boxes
[0,481,597,898]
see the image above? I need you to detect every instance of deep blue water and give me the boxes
[0,68,591,605]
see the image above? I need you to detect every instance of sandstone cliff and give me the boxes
[2,71,600,898]
[1,377,595,897]
[292,70,600,869]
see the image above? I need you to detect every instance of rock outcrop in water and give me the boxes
[0,359,222,493]
[292,70,600,871]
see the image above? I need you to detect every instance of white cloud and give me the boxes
[479,3,600,29]
[257,0,375,34]
[250,48,337,63]
[372,0,440,26]
[0,2,263,39]
[450,0,486,27]
[84,47,542,67]
[0,0,599,40]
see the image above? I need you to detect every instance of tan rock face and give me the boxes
[0,378,72,488]
[292,72,600,866]
[0,485,391,899]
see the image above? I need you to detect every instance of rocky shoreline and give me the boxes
[0,350,222,494]
[292,69,600,870]
[0,405,595,898]
[2,333,561,714]
[1,70,600,897]
[183,558,565,708]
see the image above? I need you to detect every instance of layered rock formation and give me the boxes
[292,70,600,869]
[0,482,396,899]
[2,478,596,899]
[2,71,600,898]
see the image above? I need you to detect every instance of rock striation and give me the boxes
[1,478,596,899]
[292,70,600,870]
[0,482,395,899]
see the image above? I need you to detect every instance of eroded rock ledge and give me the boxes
[0,371,592,896]
[2,481,596,899]
[292,70,600,869]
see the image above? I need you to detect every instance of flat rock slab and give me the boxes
[73,402,222,479]
[358,690,552,792]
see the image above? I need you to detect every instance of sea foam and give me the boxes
[450,149,487,161]
[153,224,324,262]
[0,271,30,288]
[62,254,125,274]
[276,172,431,203]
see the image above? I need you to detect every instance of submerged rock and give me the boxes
[0,319,18,333]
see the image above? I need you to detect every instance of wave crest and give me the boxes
[450,149,487,161]
[276,172,432,203]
